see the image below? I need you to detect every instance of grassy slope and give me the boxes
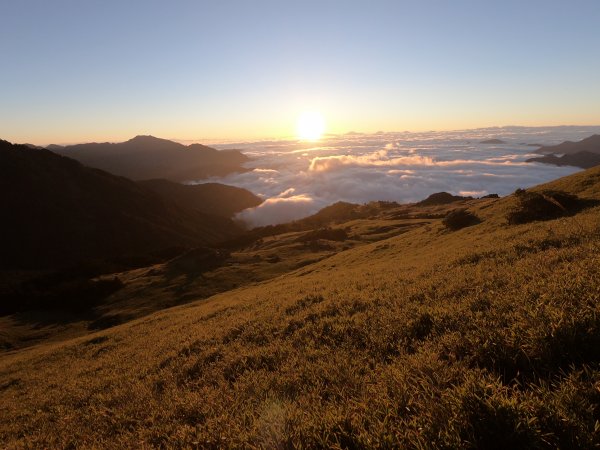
[0,206,437,351]
[2,167,600,448]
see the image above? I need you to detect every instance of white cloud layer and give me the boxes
[236,194,322,228]
[194,126,600,227]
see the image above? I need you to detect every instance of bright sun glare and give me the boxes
[296,111,325,141]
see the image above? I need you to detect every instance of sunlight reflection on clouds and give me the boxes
[197,126,600,227]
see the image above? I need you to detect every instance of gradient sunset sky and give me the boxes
[1,0,599,145]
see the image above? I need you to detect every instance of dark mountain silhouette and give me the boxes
[527,135,600,169]
[527,151,600,169]
[480,139,505,144]
[416,192,472,206]
[533,134,600,155]
[303,201,361,224]
[0,140,246,269]
[52,135,249,181]
[139,179,262,218]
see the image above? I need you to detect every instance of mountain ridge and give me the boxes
[527,150,600,169]
[0,139,250,269]
[139,179,262,218]
[52,135,250,181]
[533,134,600,155]
[527,135,600,169]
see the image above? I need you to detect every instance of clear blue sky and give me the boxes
[1,0,599,144]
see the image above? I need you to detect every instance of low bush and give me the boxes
[507,189,584,224]
[443,209,481,230]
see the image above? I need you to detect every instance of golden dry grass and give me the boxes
[2,167,600,448]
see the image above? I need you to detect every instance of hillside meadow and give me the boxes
[2,167,600,448]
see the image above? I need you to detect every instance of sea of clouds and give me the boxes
[197,126,600,227]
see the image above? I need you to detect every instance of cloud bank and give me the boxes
[195,126,600,227]
[236,190,325,228]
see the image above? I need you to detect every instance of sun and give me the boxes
[296,111,325,141]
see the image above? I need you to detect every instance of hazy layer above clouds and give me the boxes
[195,126,600,227]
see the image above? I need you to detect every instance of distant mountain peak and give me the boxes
[416,192,472,206]
[126,135,176,145]
[49,136,250,181]
[129,134,153,141]
[526,134,600,169]
[535,134,600,155]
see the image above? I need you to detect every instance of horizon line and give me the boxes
[9,123,600,148]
